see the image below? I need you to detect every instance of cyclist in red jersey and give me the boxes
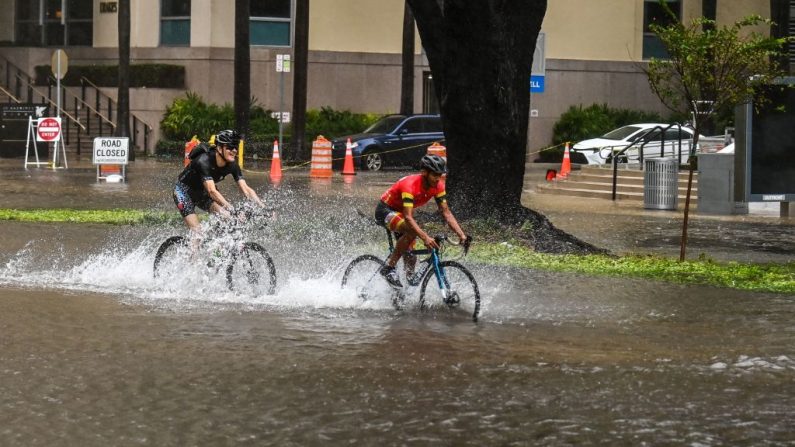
[374,154,468,288]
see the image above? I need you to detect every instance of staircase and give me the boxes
[0,55,152,156]
[533,164,698,204]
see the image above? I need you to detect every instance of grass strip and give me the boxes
[0,208,175,225]
[3,209,792,294]
[471,242,795,294]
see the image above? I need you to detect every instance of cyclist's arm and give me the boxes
[438,201,467,242]
[403,206,438,249]
[203,179,233,211]
[236,179,264,206]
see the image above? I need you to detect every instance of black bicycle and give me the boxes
[341,229,480,321]
[153,206,277,296]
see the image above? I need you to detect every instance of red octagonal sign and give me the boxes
[37,117,61,142]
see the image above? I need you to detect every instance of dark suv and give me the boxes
[331,114,444,171]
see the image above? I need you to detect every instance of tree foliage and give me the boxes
[646,6,790,141]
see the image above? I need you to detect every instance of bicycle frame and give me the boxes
[384,229,448,291]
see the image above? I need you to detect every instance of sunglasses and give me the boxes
[223,145,238,153]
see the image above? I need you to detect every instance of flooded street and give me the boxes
[1,159,795,444]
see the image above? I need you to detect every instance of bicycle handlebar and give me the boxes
[431,234,473,256]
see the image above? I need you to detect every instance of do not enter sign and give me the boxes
[36,117,62,142]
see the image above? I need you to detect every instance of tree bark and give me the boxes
[292,0,310,159]
[407,0,543,218]
[116,0,132,159]
[400,2,415,115]
[234,0,251,137]
[407,0,604,254]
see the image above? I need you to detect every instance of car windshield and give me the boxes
[601,126,642,141]
[364,116,406,134]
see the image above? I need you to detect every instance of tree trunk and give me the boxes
[292,0,310,159]
[400,2,415,115]
[116,0,132,159]
[407,0,543,218]
[234,0,251,137]
[407,0,604,254]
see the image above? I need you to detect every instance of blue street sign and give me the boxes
[530,75,545,93]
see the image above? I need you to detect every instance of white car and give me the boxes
[571,123,698,165]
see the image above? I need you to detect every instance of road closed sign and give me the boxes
[93,137,129,164]
[36,117,62,142]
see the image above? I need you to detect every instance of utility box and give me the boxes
[697,153,735,214]
[644,158,679,210]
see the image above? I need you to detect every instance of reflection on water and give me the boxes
[1,218,795,444]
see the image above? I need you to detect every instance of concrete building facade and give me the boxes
[0,0,775,153]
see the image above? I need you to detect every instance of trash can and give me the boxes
[644,158,679,210]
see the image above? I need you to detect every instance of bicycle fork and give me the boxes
[430,252,449,301]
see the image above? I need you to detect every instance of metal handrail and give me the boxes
[14,74,86,132]
[47,75,114,126]
[0,85,21,103]
[609,124,692,201]
[80,75,153,151]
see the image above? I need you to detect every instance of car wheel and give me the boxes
[362,150,384,171]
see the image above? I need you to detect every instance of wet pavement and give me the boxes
[1,156,794,445]
[1,156,792,263]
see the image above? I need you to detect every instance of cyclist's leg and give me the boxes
[377,204,419,268]
[174,183,205,254]
[388,230,417,268]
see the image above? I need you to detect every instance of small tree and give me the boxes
[645,6,790,261]
[646,10,789,144]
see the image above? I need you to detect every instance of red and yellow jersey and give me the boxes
[380,174,447,211]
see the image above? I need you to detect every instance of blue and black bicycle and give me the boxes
[341,229,480,322]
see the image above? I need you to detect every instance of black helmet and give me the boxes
[420,154,447,174]
[215,129,241,148]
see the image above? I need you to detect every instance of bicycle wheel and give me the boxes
[226,242,277,296]
[341,254,403,308]
[153,236,190,279]
[419,261,481,322]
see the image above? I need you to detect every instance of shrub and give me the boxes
[536,104,671,162]
[552,104,669,145]
[34,64,185,88]
[158,94,381,161]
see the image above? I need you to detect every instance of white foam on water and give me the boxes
[0,237,401,314]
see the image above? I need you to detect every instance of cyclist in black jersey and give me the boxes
[173,129,264,235]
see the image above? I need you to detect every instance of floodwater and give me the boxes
[1,159,795,445]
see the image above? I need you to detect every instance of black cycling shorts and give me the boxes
[173,182,212,217]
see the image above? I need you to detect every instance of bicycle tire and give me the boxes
[153,236,188,279]
[418,260,481,322]
[226,242,277,296]
[341,254,402,309]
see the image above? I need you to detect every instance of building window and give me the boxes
[643,0,681,59]
[161,0,191,46]
[250,0,291,46]
[14,0,93,47]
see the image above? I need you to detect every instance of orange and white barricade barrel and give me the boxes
[309,135,333,178]
[426,141,448,177]
[183,135,199,167]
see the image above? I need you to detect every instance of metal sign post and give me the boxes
[51,49,68,118]
[276,54,291,156]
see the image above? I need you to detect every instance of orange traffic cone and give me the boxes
[270,140,283,183]
[556,143,572,180]
[342,138,356,175]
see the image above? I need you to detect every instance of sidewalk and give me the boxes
[1,156,793,264]
[522,163,795,263]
